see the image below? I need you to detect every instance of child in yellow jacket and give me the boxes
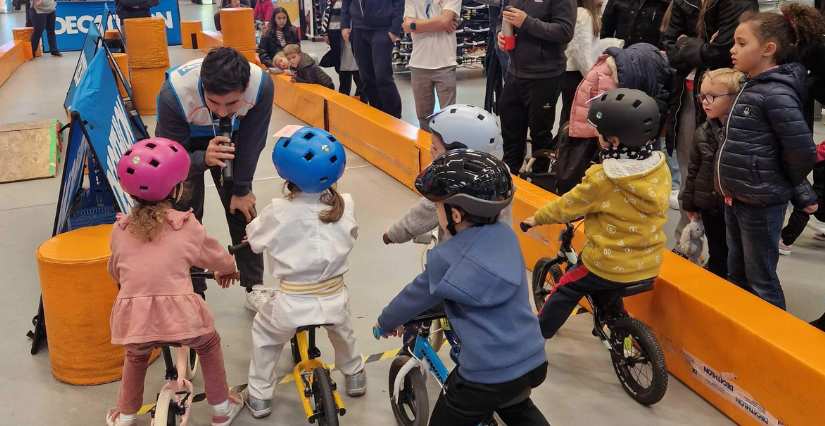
[522,89,671,339]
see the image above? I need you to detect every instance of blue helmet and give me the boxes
[272,127,346,193]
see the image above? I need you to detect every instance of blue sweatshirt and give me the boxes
[378,221,547,384]
[340,0,405,34]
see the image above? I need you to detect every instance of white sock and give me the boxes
[212,400,230,412]
[119,413,137,422]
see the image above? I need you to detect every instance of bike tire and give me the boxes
[291,336,301,365]
[609,317,668,406]
[531,258,563,312]
[388,356,429,426]
[311,366,340,426]
[152,389,176,426]
[429,320,445,353]
[185,347,199,380]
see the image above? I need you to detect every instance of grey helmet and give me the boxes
[427,104,500,153]
[587,88,660,147]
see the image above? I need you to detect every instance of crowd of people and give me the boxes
[96,0,825,424]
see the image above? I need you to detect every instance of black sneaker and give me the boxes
[51,52,63,57]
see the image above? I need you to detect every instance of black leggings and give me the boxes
[30,9,58,56]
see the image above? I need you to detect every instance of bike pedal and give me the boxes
[304,387,312,398]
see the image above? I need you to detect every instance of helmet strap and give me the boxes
[443,204,458,237]
[600,143,653,161]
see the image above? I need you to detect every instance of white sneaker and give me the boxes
[807,217,825,234]
[669,190,680,210]
[244,285,271,312]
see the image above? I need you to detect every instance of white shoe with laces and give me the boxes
[244,285,271,312]
[807,217,825,234]
[669,190,680,210]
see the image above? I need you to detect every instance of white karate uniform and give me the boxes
[245,191,365,400]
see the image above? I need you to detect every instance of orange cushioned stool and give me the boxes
[37,224,157,385]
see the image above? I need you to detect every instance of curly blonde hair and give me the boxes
[127,201,169,242]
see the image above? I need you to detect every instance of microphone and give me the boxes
[219,117,233,182]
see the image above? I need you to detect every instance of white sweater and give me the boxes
[565,8,600,75]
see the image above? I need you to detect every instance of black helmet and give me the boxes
[587,88,659,147]
[415,150,513,233]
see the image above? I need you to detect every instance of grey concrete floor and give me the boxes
[0,2,820,425]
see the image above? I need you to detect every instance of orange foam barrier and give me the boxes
[37,225,159,385]
[123,18,169,70]
[12,28,40,58]
[130,67,168,115]
[0,41,28,88]
[109,53,130,99]
[197,31,224,54]
[220,8,256,52]
[104,29,121,41]
[180,20,203,49]
[270,73,825,426]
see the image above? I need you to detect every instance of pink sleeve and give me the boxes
[107,233,120,283]
[194,229,237,274]
[817,141,825,162]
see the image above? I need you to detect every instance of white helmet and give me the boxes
[427,104,500,153]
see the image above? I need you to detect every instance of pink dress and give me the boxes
[107,209,236,345]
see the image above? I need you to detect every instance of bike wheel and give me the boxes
[429,320,445,353]
[311,366,340,426]
[152,389,176,426]
[291,335,301,364]
[388,356,429,426]
[608,317,668,405]
[531,258,563,312]
[184,347,199,380]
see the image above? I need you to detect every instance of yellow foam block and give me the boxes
[130,67,168,115]
[180,21,203,49]
[124,18,169,70]
[0,41,28,88]
[109,53,130,99]
[197,31,224,54]
[37,225,159,385]
[220,8,256,51]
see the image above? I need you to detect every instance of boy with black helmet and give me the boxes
[522,88,672,339]
[376,150,551,426]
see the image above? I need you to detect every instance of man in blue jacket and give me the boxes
[376,150,550,426]
[341,0,404,118]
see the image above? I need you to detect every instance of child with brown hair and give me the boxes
[283,44,335,89]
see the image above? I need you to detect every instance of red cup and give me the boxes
[502,35,516,51]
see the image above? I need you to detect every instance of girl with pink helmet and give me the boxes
[105,138,244,426]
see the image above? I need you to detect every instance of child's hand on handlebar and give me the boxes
[215,271,240,288]
[375,321,404,338]
[520,216,538,232]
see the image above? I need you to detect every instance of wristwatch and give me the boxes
[410,22,417,31]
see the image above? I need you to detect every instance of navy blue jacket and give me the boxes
[378,222,547,385]
[716,63,817,206]
[606,43,672,135]
[340,0,405,34]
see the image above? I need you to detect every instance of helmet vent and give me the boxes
[477,114,485,121]
[302,132,316,140]
[450,108,457,113]
[283,139,291,148]
[145,142,157,149]
[644,118,653,125]
[149,159,160,167]
[328,136,336,142]
[489,138,495,145]
[616,93,625,101]
[126,168,135,175]
[169,145,178,152]
[304,151,316,161]
[124,150,132,156]
[319,177,328,182]
[329,155,338,163]
[140,186,149,191]
[633,100,643,108]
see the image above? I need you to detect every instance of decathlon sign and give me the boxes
[41,0,180,52]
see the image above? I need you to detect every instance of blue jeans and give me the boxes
[725,202,787,310]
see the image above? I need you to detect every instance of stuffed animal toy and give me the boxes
[679,218,705,264]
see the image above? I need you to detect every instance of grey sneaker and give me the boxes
[244,391,272,419]
[345,369,367,397]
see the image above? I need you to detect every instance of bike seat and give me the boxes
[531,149,555,158]
[619,282,655,297]
[296,324,334,333]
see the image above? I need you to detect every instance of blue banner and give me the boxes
[52,118,90,235]
[71,49,137,214]
[63,25,101,111]
[43,0,181,52]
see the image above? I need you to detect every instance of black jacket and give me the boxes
[683,118,725,213]
[600,0,669,48]
[257,27,300,67]
[717,64,818,206]
[497,0,576,79]
[115,0,158,20]
[607,43,671,134]
[661,0,757,153]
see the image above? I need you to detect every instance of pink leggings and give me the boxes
[118,331,229,415]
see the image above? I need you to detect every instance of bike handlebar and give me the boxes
[228,242,250,255]
[519,222,532,232]
[372,312,449,339]
[190,271,215,280]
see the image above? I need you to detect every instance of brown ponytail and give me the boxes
[660,1,674,33]
[127,201,169,242]
[695,0,714,38]
[583,0,601,37]
[284,181,346,223]
[740,3,825,65]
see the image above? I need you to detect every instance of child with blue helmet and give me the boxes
[242,127,366,419]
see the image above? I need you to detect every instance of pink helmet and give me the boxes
[117,138,190,202]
